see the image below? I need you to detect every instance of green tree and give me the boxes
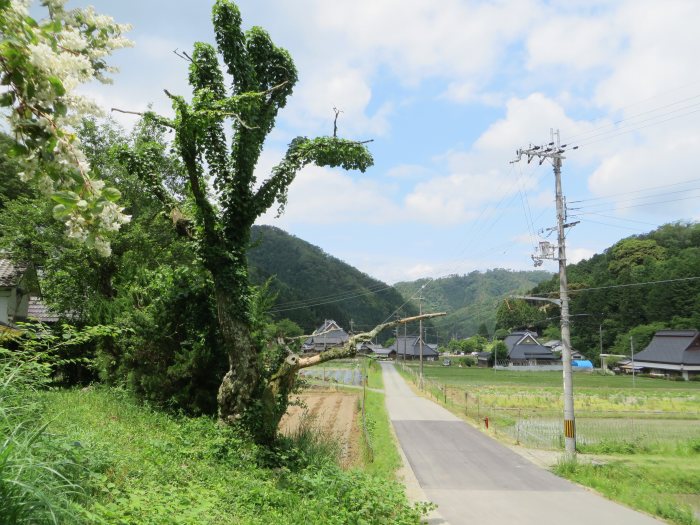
[126,1,373,441]
[495,299,544,332]
[477,322,490,339]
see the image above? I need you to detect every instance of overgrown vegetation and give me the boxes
[37,386,426,524]
[555,457,700,525]
[0,347,90,524]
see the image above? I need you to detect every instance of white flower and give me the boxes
[94,236,112,257]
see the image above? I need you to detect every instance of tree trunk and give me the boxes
[215,287,259,424]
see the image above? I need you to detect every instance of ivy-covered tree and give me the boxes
[121,1,378,440]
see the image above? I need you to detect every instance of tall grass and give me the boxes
[0,348,89,524]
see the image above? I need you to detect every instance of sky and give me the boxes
[66,0,700,284]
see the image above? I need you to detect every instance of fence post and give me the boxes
[517,409,521,444]
[444,385,447,404]
[464,392,469,416]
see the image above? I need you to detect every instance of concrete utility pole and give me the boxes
[511,129,577,458]
[630,336,636,388]
[419,293,424,389]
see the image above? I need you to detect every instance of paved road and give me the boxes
[381,362,665,525]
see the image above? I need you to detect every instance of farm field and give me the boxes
[399,361,700,524]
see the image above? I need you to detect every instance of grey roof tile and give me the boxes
[0,260,25,287]
[634,330,700,366]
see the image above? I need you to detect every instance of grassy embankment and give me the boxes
[400,362,700,525]
[359,358,404,479]
[8,358,425,525]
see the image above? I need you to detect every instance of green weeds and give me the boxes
[0,348,90,524]
[554,457,700,525]
[41,386,426,524]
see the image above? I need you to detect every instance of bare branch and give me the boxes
[110,107,143,117]
[264,80,289,96]
[211,110,257,129]
[332,106,342,138]
[173,48,194,64]
[110,108,175,129]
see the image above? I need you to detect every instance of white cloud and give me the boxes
[285,65,393,137]
[386,164,435,180]
[568,247,597,264]
[526,15,622,71]
[257,165,400,227]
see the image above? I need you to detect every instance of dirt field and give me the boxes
[279,389,361,467]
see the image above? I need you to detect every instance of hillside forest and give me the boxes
[494,222,700,359]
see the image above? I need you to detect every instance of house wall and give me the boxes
[0,289,9,323]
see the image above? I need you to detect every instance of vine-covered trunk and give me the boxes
[211,259,259,424]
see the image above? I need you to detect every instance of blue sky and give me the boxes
[70,0,700,284]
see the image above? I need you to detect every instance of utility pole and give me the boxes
[511,129,577,458]
[419,293,424,389]
[630,336,636,388]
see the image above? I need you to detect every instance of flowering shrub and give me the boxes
[0,0,132,255]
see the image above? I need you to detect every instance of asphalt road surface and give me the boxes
[381,362,665,525]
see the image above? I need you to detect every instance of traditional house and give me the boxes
[302,319,349,353]
[503,331,558,365]
[542,339,585,360]
[626,329,700,380]
[476,351,492,367]
[355,341,395,359]
[0,259,32,325]
[390,335,439,361]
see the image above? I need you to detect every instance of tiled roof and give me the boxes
[28,296,59,323]
[0,259,25,287]
[503,331,539,351]
[634,330,700,366]
[390,335,439,357]
[303,320,349,348]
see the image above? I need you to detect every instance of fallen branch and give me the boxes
[270,312,447,380]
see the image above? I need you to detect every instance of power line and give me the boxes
[570,275,700,294]
[527,275,700,298]
[579,218,646,233]
[269,284,395,313]
[269,281,392,310]
[565,93,700,144]
[571,193,700,215]
[571,187,700,210]
[569,177,700,204]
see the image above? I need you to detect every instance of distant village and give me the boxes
[300,317,699,381]
[2,258,698,382]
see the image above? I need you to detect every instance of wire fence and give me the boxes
[398,362,700,452]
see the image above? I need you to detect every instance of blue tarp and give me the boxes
[572,359,593,368]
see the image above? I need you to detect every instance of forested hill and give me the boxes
[394,269,552,338]
[248,225,415,333]
[529,222,700,357]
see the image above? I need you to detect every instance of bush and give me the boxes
[102,265,228,415]
[459,356,477,367]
